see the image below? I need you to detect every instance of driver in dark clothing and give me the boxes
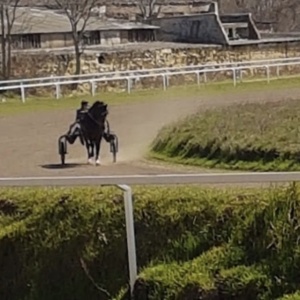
[75,100,89,122]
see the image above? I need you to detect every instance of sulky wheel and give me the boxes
[61,149,66,165]
[58,136,67,165]
[109,134,118,163]
[111,141,117,163]
[59,141,66,165]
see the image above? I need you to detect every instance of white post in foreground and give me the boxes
[118,185,137,296]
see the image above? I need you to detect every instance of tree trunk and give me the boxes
[6,33,11,79]
[0,40,6,80]
[71,42,81,90]
[0,5,7,80]
[74,42,81,75]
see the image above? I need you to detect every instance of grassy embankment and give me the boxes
[2,184,300,299]
[1,76,300,116]
[150,98,300,171]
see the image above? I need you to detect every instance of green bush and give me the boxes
[3,184,300,299]
[117,183,300,300]
[150,99,300,171]
[229,183,300,297]
[121,246,269,300]
[216,265,271,300]
[277,292,300,300]
[131,245,243,300]
[0,185,260,300]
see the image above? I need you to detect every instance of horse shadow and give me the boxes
[40,163,85,170]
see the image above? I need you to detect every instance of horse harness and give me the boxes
[79,110,112,139]
[86,111,107,128]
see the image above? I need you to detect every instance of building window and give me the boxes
[83,31,101,45]
[11,34,41,49]
[228,28,234,39]
[128,30,155,42]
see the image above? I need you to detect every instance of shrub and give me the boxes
[277,292,300,300]
[131,245,243,300]
[122,246,269,300]
[215,265,271,300]
[117,183,300,300]
[150,99,300,171]
[2,184,300,299]
[0,185,261,300]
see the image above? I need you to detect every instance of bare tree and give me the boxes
[232,0,300,31]
[137,0,166,19]
[52,0,99,76]
[0,0,21,80]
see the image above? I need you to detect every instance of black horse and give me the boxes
[80,100,108,165]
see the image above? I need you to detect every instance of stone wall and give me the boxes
[6,40,300,96]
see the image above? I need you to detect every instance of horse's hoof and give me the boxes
[96,159,101,166]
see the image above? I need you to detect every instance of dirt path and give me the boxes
[0,87,300,177]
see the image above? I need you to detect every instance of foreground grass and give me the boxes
[1,75,300,116]
[150,98,300,171]
[2,184,300,299]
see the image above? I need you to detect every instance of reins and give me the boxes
[86,110,111,135]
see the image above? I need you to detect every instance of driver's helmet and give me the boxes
[81,100,89,110]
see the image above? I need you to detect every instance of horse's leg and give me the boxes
[95,136,103,166]
[91,141,95,159]
[85,140,93,164]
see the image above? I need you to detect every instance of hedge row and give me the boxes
[150,99,300,171]
[1,184,300,299]
[0,185,257,300]
[128,246,271,300]
[117,183,300,299]
[278,293,300,300]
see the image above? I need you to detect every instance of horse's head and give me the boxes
[89,100,108,120]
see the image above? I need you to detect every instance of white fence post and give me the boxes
[55,83,61,99]
[90,80,96,96]
[117,184,137,297]
[127,77,131,94]
[20,83,25,103]
[203,72,207,84]
[196,72,200,85]
[266,65,270,83]
[232,68,237,86]
[276,66,280,77]
[162,75,167,90]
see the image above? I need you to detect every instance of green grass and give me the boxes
[1,75,300,116]
[278,293,300,300]
[150,98,300,171]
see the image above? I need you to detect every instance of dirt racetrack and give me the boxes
[1,87,300,178]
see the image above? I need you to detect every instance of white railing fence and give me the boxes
[1,172,300,296]
[1,56,300,86]
[1,57,300,103]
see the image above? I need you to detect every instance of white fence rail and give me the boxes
[1,56,300,86]
[1,57,300,102]
[1,172,300,295]
[1,172,300,186]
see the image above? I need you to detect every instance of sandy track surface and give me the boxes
[1,87,300,178]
